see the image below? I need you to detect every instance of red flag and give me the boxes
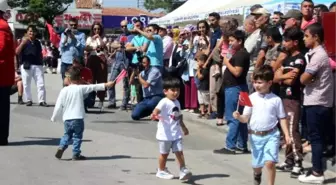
[115,69,127,84]
[120,35,128,43]
[46,23,60,48]
[238,92,252,107]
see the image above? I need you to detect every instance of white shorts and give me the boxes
[198,90,210,105]
[158,139,183,154]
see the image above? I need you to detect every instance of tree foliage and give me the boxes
[144,0,186,12]
[8,0,73,27]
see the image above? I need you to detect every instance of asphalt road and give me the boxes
[0,73,335,185]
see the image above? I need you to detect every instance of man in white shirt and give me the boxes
[159,25,174,67]
[244,15,260,93]
[51,66,114,160]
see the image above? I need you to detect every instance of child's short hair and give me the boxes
[253,65,274,82]
[163,77,180,90]
[197,53,208,62]
[68,66,81,81]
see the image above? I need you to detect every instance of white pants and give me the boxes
[21,65,46,103]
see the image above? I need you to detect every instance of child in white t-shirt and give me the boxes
[51,66,115,160]
[151,77,191,181]
[233,65,291,185]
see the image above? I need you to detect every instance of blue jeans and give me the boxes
[84,92,96,108]
[131,95,163,120]
[108,60,129,107]
[59,119,84,156]
[225,85,248,150]
[305,105,331,174]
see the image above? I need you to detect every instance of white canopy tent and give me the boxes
[150,0,236,25]
[150,0,207,25]
[151,0,335,25]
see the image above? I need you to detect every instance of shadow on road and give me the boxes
[183,173,230,185]
[325,177,336,184]
[84,155,175,161]
[91,120,151,124]
[9,137,92,146]
[86,110,115,114]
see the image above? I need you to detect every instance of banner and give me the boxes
[103,15,157,28]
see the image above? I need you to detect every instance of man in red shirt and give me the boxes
[0,1,15,146]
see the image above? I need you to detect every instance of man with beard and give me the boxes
[272,11,284,34]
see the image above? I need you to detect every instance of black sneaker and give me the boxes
[254,173,262,185]
[26,101,33,106]
[39,102,48,107]
[276,162,293,172]
[0,139,8,146]
[119,106,127,111]
[72,155,87,161]
[290,166,304,178]
[18,98,24,105]
[55,148,65,159]
[213,148,236,155]
[107,104,117,109]
[235,147,251,154]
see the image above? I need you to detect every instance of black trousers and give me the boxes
[0,86,11,144]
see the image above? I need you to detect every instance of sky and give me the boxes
[70,0,138,8]
[103,0,138,8]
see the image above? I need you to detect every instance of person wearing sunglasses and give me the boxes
[86,22,107,110]
[107,20,134,110]
[59,18,86,85]
[134,24,164,74]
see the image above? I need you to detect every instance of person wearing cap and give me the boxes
[282,9,303,30]
[0,0,15,146]
[159,25,174,68]
[250,8,271,69]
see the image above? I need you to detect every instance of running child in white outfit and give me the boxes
[233,65,291,185]
[51,66,115,160]
[151,77,192,180]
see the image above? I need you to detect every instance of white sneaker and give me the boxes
[47,67,52,73]
[98,101,104,112]
[179,167,192,180]
[298,171,324,184]
[156,168,174,180]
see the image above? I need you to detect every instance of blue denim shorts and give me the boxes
[158,139,183,154]
[250,129,280,168]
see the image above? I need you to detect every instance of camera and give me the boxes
[65,28,72,35]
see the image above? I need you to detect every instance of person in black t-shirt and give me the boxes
[196,54,210,118]
[274,27,306,178]
[214,30,250,155]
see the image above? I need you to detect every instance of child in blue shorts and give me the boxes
[233,65,291,185]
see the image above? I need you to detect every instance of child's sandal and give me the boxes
[198,114,204,118]
[204,113,210,119]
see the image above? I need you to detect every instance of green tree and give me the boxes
[144,0,186,12]
[8,0,73,27]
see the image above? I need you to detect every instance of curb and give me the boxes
[182,112,336,173]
